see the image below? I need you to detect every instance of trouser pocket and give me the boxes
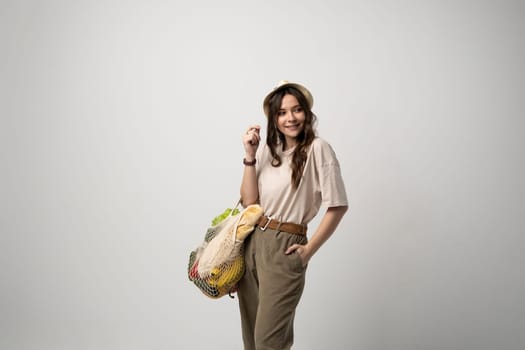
[271,230,308,274]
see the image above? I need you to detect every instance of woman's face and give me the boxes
[276,94,305,149]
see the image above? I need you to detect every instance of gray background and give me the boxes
[1,0,524,349]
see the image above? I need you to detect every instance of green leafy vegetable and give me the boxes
[211,208,240,226]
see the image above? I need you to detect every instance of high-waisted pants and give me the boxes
[238,226,308,350]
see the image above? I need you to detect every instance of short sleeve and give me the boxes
[313,139,349,208]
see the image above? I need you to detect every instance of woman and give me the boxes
[238,80,349,350]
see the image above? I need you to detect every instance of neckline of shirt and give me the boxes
[280,145,296,156]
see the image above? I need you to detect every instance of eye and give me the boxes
[277,110,286,116]
[293,107,303,113]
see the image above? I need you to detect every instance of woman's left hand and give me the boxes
[285,244,311,267]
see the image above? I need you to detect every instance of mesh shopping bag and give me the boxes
[188,203,263,299]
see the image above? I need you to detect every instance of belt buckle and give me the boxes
[260,216,272,231]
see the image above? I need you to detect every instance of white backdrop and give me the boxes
[1,1,524,349]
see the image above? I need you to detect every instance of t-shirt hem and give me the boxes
[321,200,349,208]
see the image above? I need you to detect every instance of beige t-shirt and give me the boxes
[255,137,348,225]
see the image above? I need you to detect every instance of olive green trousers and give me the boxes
[238,226,308,350]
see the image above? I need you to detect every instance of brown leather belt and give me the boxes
[256,216,307,236]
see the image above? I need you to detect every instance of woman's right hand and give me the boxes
[242,125,261,158]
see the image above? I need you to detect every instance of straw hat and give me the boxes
[263,80,314,117]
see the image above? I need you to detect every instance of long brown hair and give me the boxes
[266,87,317,189]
